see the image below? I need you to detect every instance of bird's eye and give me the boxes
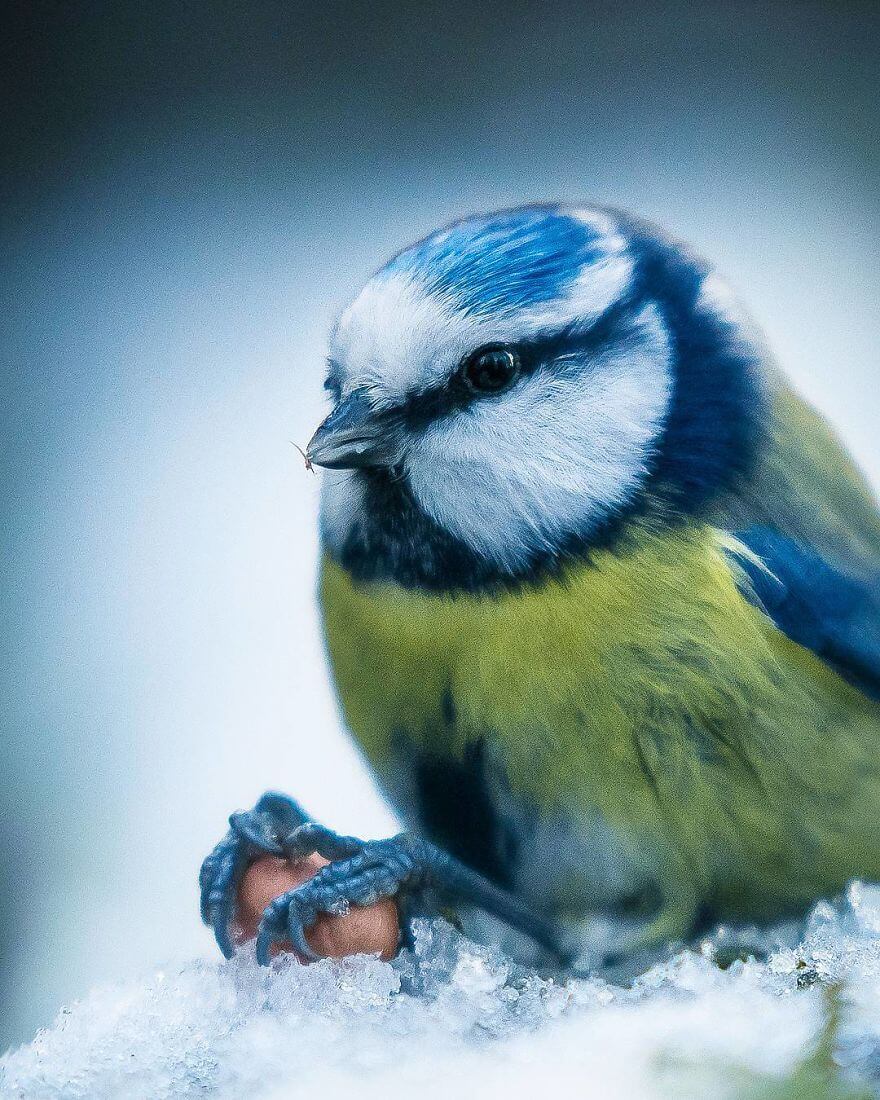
[460,345,521,394]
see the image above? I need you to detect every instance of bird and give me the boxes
[200,203,880,973]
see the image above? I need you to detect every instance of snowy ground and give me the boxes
[6,887,880,1100]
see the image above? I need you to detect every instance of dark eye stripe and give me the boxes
[515,296,638,367]
[385,295,642,432]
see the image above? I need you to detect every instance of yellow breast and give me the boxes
[321,523,775,803]
[320,520,880,918]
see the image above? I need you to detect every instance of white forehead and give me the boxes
[329,208,633,405]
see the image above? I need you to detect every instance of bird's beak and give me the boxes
[307,390,395,470]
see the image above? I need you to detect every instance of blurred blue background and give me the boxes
[2,0,878,1050]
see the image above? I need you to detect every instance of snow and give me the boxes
[5,886,880,1100]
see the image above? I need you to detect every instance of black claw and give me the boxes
[288,909,320,962]
[254,924,273,966]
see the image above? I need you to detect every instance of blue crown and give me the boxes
[383,205,612,317]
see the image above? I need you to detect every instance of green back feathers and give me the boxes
[729,381,880,570]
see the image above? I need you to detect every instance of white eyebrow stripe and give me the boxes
[567,206,628,252]
[330,252,635,403]
[513,253,634,336]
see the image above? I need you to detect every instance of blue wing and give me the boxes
[730,526,880,701]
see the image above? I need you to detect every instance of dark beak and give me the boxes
[307,390,395,470]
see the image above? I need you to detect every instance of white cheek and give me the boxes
[404,306,673,571]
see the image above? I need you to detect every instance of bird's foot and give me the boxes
[253,827,426,964]
[199,791,311,957]
[252,824,568,967]
[202,793,567,967]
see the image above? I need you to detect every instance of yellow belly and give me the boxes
[320,521,880,925]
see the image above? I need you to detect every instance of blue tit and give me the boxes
[201,204,880,973]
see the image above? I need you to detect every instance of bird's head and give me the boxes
[310,204,766,591]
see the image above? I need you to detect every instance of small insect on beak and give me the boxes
[306,390,395,470]
[291,442,314,473]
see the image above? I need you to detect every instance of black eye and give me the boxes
[460,344,520,394]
